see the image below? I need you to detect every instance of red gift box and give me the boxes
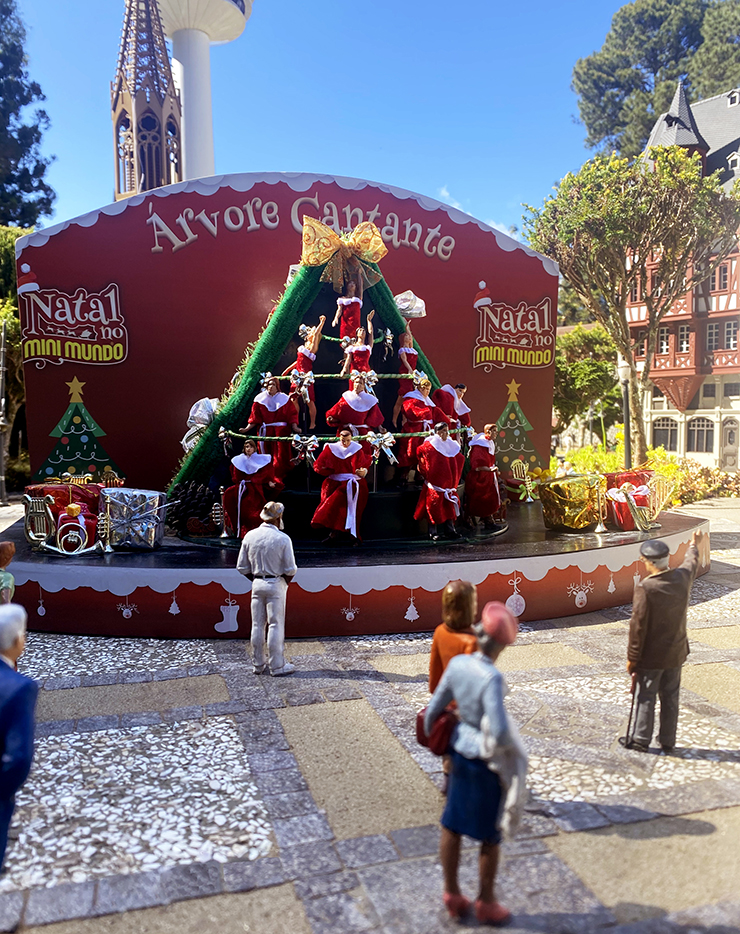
[24,483,103,519]
[56,509,98,551]
[608,488,650,531]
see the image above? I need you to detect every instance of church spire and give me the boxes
[111,0,182,200]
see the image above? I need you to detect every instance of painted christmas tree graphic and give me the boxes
[33,377,123,482]
[495,378,538,473]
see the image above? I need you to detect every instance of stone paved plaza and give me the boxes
[0,501,739,933]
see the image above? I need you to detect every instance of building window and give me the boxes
[678,324,690,352]
[707,322,720,351]
[725,382,740,396]
[710,265,729,292]
[726,319,738,350]
[634,330,646,357]
[687,417,714,453]
[729,91,740,106]
[653,418,678,452]
[730,154,740,171]
[657,327,669,354]
[703,383,716,398]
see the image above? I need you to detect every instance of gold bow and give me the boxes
[301,217,388,292]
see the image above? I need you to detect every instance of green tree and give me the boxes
[0,225,29,456]
[553,325,620,433]
[572,0,707,157]
[524,146,740,464]
[0,0,55,226]
[557,278,593,326]
[689,0,740,98]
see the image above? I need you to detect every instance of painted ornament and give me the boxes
[116,597,139,619]
[567,576,595,608]
[341,596,359,622]
[169,593,181,615]
[607,574,616,594]
[505,574,526,617]
[404,594,419,622]
[215,597,239,633]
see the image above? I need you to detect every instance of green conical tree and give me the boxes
[495,378,540,474]
[33,377,122,482]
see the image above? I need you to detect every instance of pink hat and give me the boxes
[478,601,518,645]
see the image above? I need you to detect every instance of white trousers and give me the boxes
[250,578,288,671]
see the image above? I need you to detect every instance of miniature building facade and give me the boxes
[627,84,740,471]
[111,0,182,199]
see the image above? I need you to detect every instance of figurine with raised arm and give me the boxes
[223,439,283,539]
[415,422,465,541]
[392,321,418,427]
[240,377,299,480]
[340,311,375,377]
[332,277,364,339]
[311,429,372,544]
[325,372,384,452]
[282,316,326,430]
[432,383,472,430]
[465,424,505,532]
[397,379,450,478]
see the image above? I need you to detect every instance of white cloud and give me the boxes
[485,220,521,241]
[438,185,463,211]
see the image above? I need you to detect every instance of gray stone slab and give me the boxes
[153,668,188,681]
[76,715,120,732]
[323,685,363,702]
[204,700,248,715]
[389,825,440,858]
[335,834,398,869]
[248,750,299,772]
[515,812,560,839]
[222,856,285,893]
[160,860,222,901]
[502,838,550,858]
[549,801,612,832]
[273,812,334,848]
[44,676,81,690]
[242,737,291,755]
[162,705,203,722]
[637,778,737,817]
[263,790,318,820]
[188,664,217,676]
[284,691,326,706]
[594,803,659,825]
[25,881,95,926]
[121,670,153,683]
[281,841,343,878]
[80,672,119,687]
[254,767,308,795]
[93,870,165,914]
[294,871,359,900]
[35,719,75,738]
[0,892,23,933]
[120,711,162,728]
[301,891,380,934]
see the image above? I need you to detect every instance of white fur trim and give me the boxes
[428,434,461,457]
[327,440,362,458]
[398,347,418,356]
[254,390,290,411]
[470,433,495,455]
[337,297,363,307]
[403,390,430,403]
[232,453,271,474]
[298,346,316,362]
[439,384,471,415]
[341,390,378,413]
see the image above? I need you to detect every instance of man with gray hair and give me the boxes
[620,530,704,754]
[237,502,297,677]
[0,604,38,871]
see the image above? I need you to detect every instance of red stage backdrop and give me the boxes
[16,173,558,489]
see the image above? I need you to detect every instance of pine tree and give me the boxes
[495,378,538,472]
[33,377,122,482]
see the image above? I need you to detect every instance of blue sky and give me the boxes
[18,0,622,233]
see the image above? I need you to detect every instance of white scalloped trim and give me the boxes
[16,172,559,277]
[12,521,704,597]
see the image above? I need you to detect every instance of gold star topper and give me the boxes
[66,377,86,403]
[505,378,521,402]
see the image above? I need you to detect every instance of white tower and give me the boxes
[157,0,251,180]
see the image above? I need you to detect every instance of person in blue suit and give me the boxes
[0,604,37,872]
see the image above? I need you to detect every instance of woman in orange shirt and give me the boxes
[429,580,478,693]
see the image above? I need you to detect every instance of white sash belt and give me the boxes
[348,424,369,436]
[427,482,460,516]
[330,472,361,538]
[258,421,288,454]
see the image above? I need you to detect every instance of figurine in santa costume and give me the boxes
[326,373,384,452]
[465,424,505,532]
[414,422,464,541]
[332,278,364,339]
[311,430,372,544]
[397,379,450,475]
[392,322,418,427]
[432,383,472,429]
[281,316,326,430]
[340,311,375,378]
[223,440,282,538]
[241,377,299,480]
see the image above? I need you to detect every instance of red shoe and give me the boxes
[443,893,470,918]
[475,900,512,925]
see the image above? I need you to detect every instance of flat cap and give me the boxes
[640,539,670,560]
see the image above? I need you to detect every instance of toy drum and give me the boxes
[539,474,605,531]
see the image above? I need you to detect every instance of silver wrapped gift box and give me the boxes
[99,488,167,549]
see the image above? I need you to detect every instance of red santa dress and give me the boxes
[336,296,363,339]
[311,440,372,539]
[397,346,418,397]
[344,342,372,375]
[465,433,501,519]
[288,346,316,402]
[398,391,450,468]
[432,384,472,428]
[223,452,282,538]
[247,390,299,479]
[325,389,384,453]
[414,434,465,524]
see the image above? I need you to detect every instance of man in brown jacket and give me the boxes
[620,530,705,754]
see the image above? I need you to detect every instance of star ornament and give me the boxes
[66,377,86,403]
[505,378,521,401]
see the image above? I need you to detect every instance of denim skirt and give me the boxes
[441,750,503,844]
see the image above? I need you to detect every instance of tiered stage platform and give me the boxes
[8,504,708,639]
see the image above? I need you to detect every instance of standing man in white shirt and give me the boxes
[237,502,298,676]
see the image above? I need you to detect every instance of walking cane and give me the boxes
[625,674,637,746]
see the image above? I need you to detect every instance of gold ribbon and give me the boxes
[300,217,388,292]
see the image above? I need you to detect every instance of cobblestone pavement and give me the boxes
[0,506,738,932]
